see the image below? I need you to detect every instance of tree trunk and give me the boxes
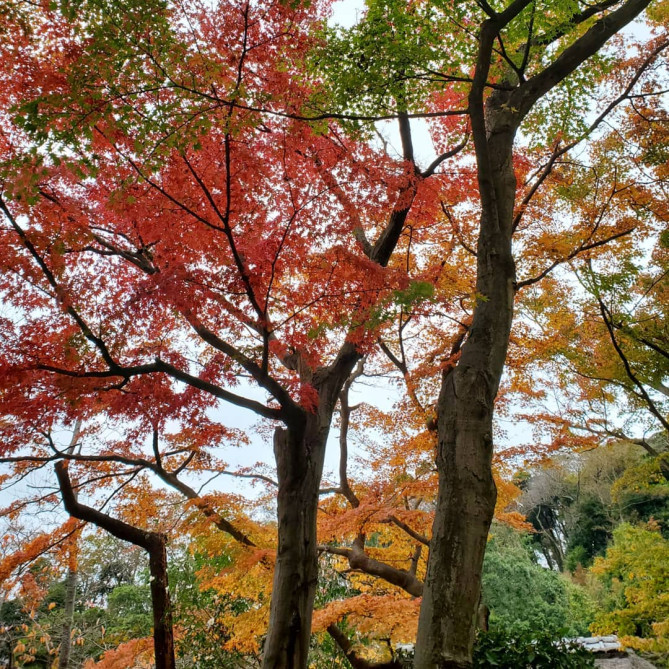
[58,568,77,669]
[261,417,327,668]
[55,462,176,669]
[148,536,175,669]
[414,114,517,668]
[261,347,360,668]
[413,374,500,669]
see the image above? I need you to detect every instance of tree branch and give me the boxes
[319,540,424,597]
[596,291,669,433]
[514,0,655,119]
[327,624,403,669]
[516,227,635,289]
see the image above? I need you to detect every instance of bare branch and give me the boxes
[516,227,635,289]
[327,624,403,669]
[319,539,424,597]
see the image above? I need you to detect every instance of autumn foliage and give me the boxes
[0,0,667,666]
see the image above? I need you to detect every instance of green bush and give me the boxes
[482,525,594,636]
[473,625,595,668]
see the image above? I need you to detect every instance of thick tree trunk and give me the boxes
[414,117,517,668]
[58,568,77,669]
[413,374,500,668]
[262,417,328,668]
[262,351,359,668]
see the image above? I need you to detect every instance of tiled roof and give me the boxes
[569,635,623,654]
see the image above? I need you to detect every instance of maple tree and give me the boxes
[316,3,666,666]
[311,6,667,663]
[0,1,448,665]
[0,0,667,668]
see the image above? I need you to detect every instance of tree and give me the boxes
[590,523,669,659]
[0,1,666,668]
[396,3,665,665]
[308,3,668,662]
[55,461,176,669]
[0,1,425,665]
[517,441,669,573]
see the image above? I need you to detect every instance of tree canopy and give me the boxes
[0,0,666,667]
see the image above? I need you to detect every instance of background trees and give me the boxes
[590,523,669,661]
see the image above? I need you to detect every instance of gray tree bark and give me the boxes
[262,420,325,668]
[262,349,360,668]
[413,119,517,669]
[58,568,77,669]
